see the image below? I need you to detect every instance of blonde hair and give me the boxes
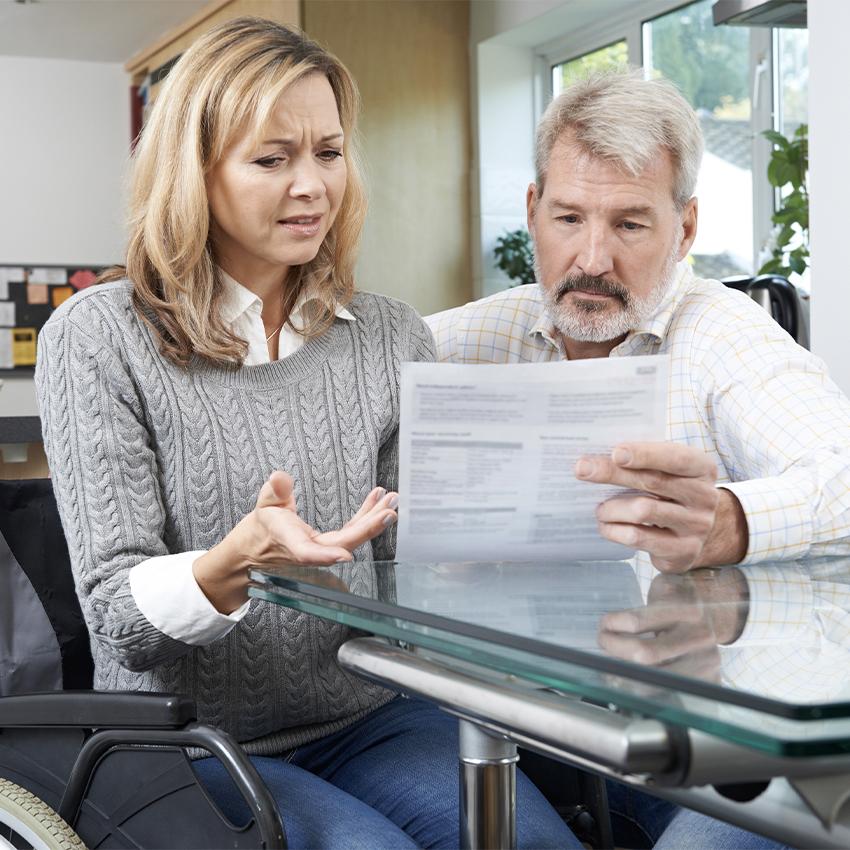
[102,17,366,367]
[535,69,704,209]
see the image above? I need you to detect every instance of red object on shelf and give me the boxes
[69,270,97,290]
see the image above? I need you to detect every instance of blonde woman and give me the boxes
[35,17,578,850]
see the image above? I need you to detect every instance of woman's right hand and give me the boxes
[246,470,398,565]
[192,471,398,614]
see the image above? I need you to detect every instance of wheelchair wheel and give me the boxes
[0,779,85,850]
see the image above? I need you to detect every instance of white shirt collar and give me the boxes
[217,268,356,326]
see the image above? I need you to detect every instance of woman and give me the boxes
[35,17,580,849]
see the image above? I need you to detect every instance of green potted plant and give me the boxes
[493,228,535,287]
[759,124,808,280]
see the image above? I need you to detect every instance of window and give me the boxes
[772,26,809,290]
[536,0,809,288]
[775,27,808,138]
[644,0,753,279]
[552,41,628,97]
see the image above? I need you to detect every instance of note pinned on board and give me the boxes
[0,303,15,328]
[0,329,12,369]
[29,267,68,285]
[12,328,37,367]
[51,286,74,308]
[27,284,49,305]
[69,269,97,290]
[0,267,25,287]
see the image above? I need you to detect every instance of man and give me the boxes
[428,70,850,575]
[427,69,850,850]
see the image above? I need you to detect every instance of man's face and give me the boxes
[528,134,697,344]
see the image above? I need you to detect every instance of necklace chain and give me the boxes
[265,290,286,343]
[265,322,284,343]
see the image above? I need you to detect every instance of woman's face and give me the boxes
[206,73,347,286]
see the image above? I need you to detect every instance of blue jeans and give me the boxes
[606,781,790,850]
[193,696,582,850]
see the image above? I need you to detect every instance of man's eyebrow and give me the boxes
[614,205,657,218]
[547,199,657,218]
[259,132,345,146]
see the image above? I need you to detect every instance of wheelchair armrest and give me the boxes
[0,690,197,728]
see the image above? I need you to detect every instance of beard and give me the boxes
[537,247,679,344]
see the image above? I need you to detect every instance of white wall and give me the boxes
[473,42,537,297]
[809,0,850,396]
[0,56,129,415]
[470,0,566,44]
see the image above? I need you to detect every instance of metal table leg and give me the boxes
[458,718,519,850]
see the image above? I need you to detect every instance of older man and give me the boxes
[428,71,850,575]
[427,69,850,850]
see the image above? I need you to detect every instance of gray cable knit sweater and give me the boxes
[35,280,435,754]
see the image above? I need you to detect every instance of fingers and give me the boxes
[577,444,720,572]
[347,487,390,525]
[577,456,718,506]
[256,471,296,510]
[286,539,353,566]
[597,625,715,667]
[597,521,706,573]
[318,491,399,551]
[611,442,717,480]
[596,495,710,533]
[596,495,716,559]
[600,602,704,635]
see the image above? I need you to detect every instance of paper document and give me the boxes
[397,356,668,562]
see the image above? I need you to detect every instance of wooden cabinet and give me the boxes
[125,0,300,119]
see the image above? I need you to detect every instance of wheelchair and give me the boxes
[0,477,287,849]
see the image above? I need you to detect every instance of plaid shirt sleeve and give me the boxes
[425,304,463,363]
[695,311,850,562]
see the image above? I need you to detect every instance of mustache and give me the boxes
[555,274,629,305]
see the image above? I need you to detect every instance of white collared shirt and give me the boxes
[129,273,357,645]
[217,268,356,364]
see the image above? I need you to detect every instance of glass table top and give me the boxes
[249,556,850,757]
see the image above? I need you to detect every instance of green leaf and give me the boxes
[763,130,790,148]
[773,208,804,226]
[789,253,807,275]
[776,224,795,246]
[758,258,784,275]
[494,228,534,286]
[768,159,796,188]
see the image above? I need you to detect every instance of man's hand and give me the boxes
[575,442,748,572]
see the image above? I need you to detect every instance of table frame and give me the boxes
[339,637,850,850]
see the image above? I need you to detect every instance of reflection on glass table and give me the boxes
[250,557,850,757]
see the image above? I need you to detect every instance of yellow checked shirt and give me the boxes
[426,263,850,564]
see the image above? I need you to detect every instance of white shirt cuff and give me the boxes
[129,551,251,646]
[719,478,813,564]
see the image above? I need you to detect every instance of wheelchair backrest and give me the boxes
[0,478,93,694]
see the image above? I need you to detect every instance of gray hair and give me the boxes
[535,69,704,209]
